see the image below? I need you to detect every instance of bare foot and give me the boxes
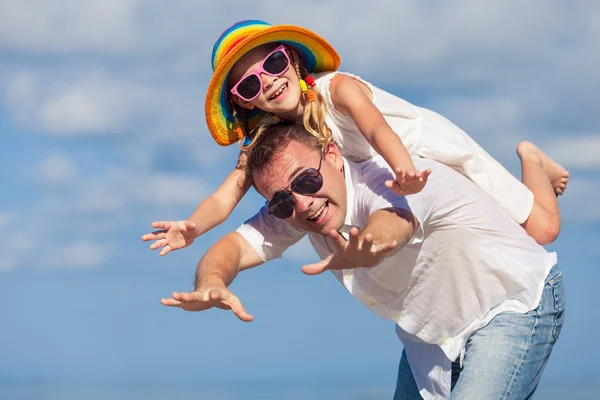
[517,141,570,196]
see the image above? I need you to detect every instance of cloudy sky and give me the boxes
[1,0,599,396]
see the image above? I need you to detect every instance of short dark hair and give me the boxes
[245,122,322,180]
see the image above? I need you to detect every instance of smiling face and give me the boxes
[228,43,303,119]
[252,139,348,235]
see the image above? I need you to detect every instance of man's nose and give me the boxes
[292,192,312,214]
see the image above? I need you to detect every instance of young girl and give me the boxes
[142,20,569,254]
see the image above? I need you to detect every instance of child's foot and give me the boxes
[517,141,570,196]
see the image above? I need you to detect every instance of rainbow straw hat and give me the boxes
[206,20,341,146]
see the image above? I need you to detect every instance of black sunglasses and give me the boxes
[267,152,324,219]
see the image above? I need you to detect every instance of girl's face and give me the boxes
[228,44,303,117]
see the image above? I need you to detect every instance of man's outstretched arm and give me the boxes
[161,231,264,321]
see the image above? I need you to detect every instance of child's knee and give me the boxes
[524,209,561,245]
[538,223,560,245]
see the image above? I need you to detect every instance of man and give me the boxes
[162,123,565,399]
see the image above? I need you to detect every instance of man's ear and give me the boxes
[324,141,343,168]
[232,95,255,110]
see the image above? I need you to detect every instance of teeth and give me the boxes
[308,203,326,221]
[270,83,287,99]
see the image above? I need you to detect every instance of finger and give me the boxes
[141,230,166,241]
[372,240,398,255]
[185,221,197,231]
[422,169,432,179]
[328,229,347,250]
[406,170,416,178]
[161,298,183,308]
[149,239,167,250]
[209,289,224,302]
[361,233,374,251]
[152,221,171,230]
[301,256,332,275]
[384,179,395,189]
[395,168,406,182]
[159,244,172,256]
[222,293,254,322]
[172,291,198,301]
[348,227,360,251]
[388,181,406,196]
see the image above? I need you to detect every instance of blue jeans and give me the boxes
[394,264,566,399]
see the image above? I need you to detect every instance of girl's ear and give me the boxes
[232,95,255,110]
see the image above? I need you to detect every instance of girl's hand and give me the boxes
[301,227,398,275]
[141,220,198,256]
[385,167,432,196]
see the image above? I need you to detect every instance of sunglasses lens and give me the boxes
[236,74,261,100]
[268,192,295,219]
[292,169,323,195]
[263,50,289,75]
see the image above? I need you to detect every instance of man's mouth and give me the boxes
[307,201,328,222]
[269,82,288,101]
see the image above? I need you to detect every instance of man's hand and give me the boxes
[161,286,253,322]
[301,227,398,275]
[141,220,198,256]
[385,167,432,196]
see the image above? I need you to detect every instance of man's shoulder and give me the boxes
[346,156,393,189]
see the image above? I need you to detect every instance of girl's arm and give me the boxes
[187,164,250,235]
[142,151,251,256]
[328,74,431,195]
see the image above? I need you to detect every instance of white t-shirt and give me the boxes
[237,156,556,399]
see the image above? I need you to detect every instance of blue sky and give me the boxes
[1,0,599,395]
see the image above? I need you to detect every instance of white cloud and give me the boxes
[36,153,78,185]
[72,182,127,214]
[0,234,34,272]
[542,135,600,170]
[0,257,17,272]
[0,212,17,229]
[43,240,116,270]
[558,177,600,222]
[127,173,209,206]
[0,0,139,53]
[3,70,164,135]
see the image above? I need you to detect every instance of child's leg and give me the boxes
[517,142,570,245]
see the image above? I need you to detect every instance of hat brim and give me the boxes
[205,25,341,146]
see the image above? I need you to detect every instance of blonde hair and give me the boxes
[231,43,333,152]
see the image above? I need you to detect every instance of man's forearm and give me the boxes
[194,238,240,290]
[194,232,251,290]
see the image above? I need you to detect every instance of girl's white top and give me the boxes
[314,71,534,224]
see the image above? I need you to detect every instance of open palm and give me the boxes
[301,227,398,275]
[141,220,198,256]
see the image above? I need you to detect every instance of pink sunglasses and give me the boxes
[230,45,292,102]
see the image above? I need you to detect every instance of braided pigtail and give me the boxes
[288,46,333,148]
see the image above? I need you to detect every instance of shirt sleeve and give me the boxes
[236,206,307,262]
[355,157,437,245]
